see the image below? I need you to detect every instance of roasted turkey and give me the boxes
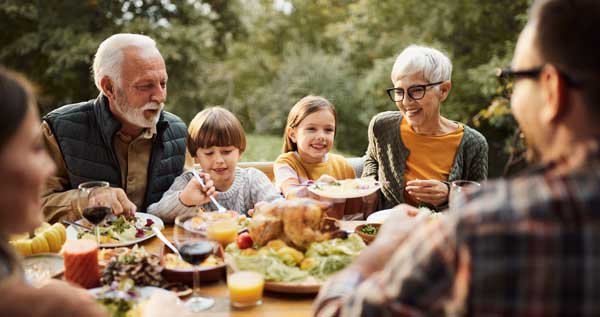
[248,198,344,250]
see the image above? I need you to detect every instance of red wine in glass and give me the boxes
[178,241,215,265]
[82,206,111,225]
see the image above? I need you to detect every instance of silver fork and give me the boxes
[191,170,227,213]
[152,227,182,259]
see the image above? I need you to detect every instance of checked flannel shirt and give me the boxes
[315,158,600,317]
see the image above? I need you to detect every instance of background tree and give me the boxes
[1,0,530,176]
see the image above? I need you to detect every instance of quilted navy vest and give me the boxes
[43,94,187,211]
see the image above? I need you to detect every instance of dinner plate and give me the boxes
[89,285,176,301]
[366,207,440,223]
[308,179,381,199]
[225,254,322,294]
[264,278,321,294]
[66,212,164,248]
[23,253,64,286]
[366,208,395,223]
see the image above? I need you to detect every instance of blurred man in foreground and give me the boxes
[314,0,600,315]
[42,33,187,223]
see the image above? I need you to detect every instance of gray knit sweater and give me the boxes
[147,167,283,222]
[362,111,488,210]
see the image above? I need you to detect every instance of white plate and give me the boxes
[366,208,395,223]
[367,207,440,223]
[90,285,171,298]
[66,212,164,248]
[91,286,183,315]
[264,277,322,294]
[308,179,381,199]
[23,253,64,286]
[89,286,177,302]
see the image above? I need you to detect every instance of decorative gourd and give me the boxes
[9,222,67,255]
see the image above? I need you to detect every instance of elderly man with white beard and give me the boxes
[41,33,187,223]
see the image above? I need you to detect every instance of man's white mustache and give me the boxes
[142,102,164,111]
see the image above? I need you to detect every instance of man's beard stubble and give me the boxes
[520,129,542,164]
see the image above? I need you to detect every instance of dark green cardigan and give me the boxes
[362,111,488,210]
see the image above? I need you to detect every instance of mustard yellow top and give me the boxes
[401,117,464,206]
[275,152,356,185]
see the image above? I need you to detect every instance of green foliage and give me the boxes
[1,0,532,175]
[242,134,284,162]
[242,134,352,162]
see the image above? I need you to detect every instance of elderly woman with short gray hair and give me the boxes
[363,45,488,210]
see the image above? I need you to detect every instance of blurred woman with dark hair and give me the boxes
[0,67,105,316]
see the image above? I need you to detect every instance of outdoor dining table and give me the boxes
[135,220,367,316]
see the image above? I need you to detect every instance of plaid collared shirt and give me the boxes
[315,159,600,317]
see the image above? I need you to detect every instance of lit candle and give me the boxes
[62,239,100,288]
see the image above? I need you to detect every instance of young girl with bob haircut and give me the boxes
[275,95,371,219]
[148,107,281,221]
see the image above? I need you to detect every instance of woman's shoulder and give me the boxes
[461,124,488,148]
[370,111,403,127]
[368,111,403,145]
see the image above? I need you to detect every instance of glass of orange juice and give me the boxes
[206,212,238,247]
[227,271,264,308]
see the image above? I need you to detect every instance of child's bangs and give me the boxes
[188,107,247,155]
[197,120,243,149]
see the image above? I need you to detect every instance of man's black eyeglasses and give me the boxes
[386,81,443,102]
[497,66,582,88]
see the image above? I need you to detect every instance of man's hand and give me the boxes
[88,187,136,218]
[405,179,449,207]
[179,172,216,207]
[108,187,137,218]
[350,204,425,276]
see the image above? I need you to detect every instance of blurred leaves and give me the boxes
[1,0,531,176]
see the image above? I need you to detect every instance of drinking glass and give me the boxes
[174,214,218,312]
[448,180,481,211]
[206,212,239,248]
[227,270,264,308]
[78,181,112,244]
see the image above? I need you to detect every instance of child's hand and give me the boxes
[179,172,216,207]
[248,201,267,217]
[285,184,309,199]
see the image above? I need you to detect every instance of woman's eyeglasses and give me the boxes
[386,81,443,102]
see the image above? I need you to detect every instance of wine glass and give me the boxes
[174,214,218,312]
[448,180,481,211]
[78,181,112,245]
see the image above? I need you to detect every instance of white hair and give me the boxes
[390,45,453,84]
[92,33,161,93]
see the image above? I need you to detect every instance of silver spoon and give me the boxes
[152,226,181,259]
[191,170,227,213]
